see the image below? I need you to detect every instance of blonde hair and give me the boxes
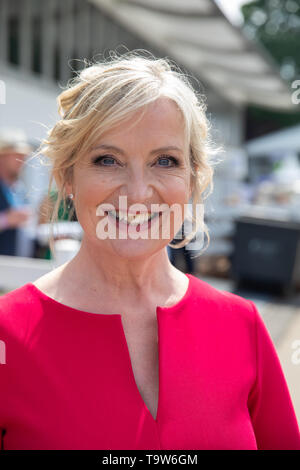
[38,50,220,257]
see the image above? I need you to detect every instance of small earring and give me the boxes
[67,193,74,210]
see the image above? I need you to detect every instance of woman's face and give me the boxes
[66,97,193,259]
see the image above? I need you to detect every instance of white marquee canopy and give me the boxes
[90,0,296,110]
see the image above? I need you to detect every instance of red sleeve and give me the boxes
[247,300,300,449]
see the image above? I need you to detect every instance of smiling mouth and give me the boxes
[105,210,162,226]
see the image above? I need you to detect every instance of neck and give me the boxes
[60,237,182,309]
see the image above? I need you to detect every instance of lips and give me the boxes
[106,210,161,225]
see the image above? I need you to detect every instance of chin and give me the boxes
[107,238,165,259]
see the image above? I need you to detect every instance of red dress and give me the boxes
[0,273,299,449]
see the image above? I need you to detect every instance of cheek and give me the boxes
[160,179,191,237]
[161,175,191,204]
[75,173,113,201]
[73,169,191,226]
[73,173,116,225]
[9,160,20,171]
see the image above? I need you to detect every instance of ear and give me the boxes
[64,167,74,197]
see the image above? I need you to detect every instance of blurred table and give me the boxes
[0,223,83,291]
[36,222,83,245]
[0,255,54,291]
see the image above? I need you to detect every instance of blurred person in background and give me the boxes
[0,128,33,256]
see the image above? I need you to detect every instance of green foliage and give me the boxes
[241,0,300,135]
[242,0,300,81]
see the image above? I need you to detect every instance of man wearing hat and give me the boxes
[0,128,32,256]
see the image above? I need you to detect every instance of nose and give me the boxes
[120,165,154,203]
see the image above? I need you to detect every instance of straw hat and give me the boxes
[0,127,33,155]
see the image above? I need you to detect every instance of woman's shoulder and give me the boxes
[0,262,66,316]
[0,281,45,338]
[0,283,34,309]
[187,274,257,324]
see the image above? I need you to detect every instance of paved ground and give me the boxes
[199,275,300,425]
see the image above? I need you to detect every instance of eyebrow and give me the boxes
[90,144,183,155]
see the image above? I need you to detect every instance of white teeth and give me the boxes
[109,209,118,218]
[108,210,158,225]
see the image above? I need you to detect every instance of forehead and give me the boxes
[95,98,188,148]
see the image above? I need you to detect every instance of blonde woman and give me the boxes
[0,52,299,450]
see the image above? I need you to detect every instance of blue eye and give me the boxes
[92,155,117,166]
[157,156,179,167]
[92,154,180,167]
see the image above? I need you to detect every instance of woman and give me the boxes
[0,52,299,450]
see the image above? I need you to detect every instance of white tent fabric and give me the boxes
[89,0,296,110]
[246,124,300,155]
